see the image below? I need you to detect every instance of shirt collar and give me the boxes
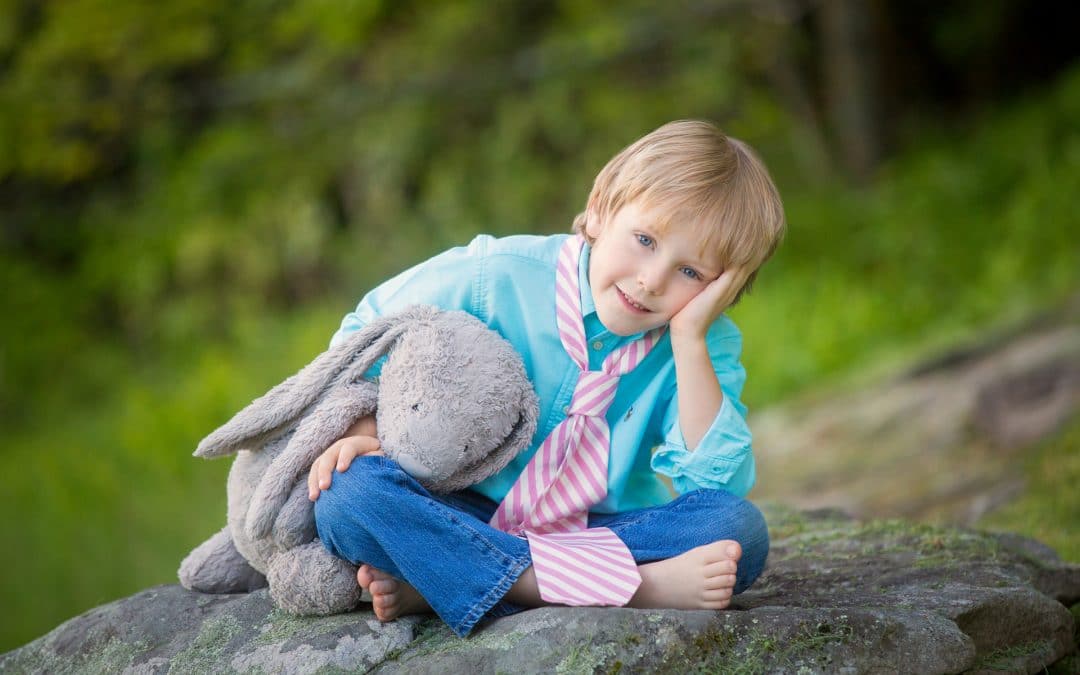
[579,241,597,317]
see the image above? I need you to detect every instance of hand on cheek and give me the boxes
[669,267,750,341]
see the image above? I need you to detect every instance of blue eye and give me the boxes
[681,267,701,280]
[636,233,654,248]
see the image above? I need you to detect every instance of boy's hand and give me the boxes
[307,435,383,501]
[669,266,750,341]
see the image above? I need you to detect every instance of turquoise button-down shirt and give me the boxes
[331,233,756,512]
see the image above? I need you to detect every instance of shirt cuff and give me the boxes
[650,394,752,494]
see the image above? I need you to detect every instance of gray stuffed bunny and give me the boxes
[178,305,539,615]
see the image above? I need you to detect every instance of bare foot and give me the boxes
[356,564,431,621]
[628,540,741,610]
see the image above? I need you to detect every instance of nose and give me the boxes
[637,263,666,295]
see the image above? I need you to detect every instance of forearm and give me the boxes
[670,334,723,451]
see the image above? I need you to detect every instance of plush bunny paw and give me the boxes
[178,527,267,594]
[266,542,362,615]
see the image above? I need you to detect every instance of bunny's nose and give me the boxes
[395,454,433,480]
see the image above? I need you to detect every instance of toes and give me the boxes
[703,586,734,603]
[704,573,737,591]
[357,564,375,588]
[724,541,742,561]
[707,540,741,562]
[369,568,394,582]
[705,559,738,576]
[366,574,403,622]
[701,597,732,610]
[369,579,398,596]
[374,604,400,622]
[372,593,402,622]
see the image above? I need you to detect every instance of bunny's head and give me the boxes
[375,309,538,492]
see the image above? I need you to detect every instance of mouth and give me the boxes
[394,453,434,480]
[616,286,652,314]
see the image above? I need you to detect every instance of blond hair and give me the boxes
[573,120,785,303]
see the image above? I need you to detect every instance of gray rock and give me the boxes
[3,506,1078,674]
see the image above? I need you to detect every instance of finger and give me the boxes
[707,266,750,307]
[337,442,358,472]
[308,462,320,501]
[716,266,747,289]
[309,450,334,498]
[318,444,339,489]
[723,265,752,292]
[338,436,381,470]
[336,438,382,473]
[693,278,737,317]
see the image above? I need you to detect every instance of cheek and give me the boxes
[669,284,705,310]
[608,238,643,268]
[591,246,621,281]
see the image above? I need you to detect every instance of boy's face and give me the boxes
[585,200,721,336]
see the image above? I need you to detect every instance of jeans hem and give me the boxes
[451,552,532,637]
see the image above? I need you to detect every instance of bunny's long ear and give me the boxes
[243,380,378,540]
[194,311,415,459]
[243,307,444,538]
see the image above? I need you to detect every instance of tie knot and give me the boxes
[568,370,620,417]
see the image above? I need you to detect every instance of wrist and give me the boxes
[345,415,378,439]
[668,328,708,353]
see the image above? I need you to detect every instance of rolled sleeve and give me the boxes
[649,317,755,497]
[651,393,754,496]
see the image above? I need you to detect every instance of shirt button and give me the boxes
[592,340,604,351]
[563,405,570,414]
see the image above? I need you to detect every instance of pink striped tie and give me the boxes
[490,235,663,606]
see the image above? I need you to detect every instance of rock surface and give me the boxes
[4,506,1078,674]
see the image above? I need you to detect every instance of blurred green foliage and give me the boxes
[1,0,1078,654]
[1,0,799,427]
[733,67,1080,399]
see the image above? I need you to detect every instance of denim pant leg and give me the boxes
[313,455,532,636]
[589,488,770,594]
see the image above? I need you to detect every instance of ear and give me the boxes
[481,394,539,478]
[583,205,607,242]
[193,311,411,459]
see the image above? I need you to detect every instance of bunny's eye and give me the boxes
[411,403,420,412]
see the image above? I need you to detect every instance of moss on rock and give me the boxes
[170,614,244,673]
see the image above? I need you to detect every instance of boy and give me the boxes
[309,120,785,636]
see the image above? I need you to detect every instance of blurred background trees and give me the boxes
[1,0,1077,652]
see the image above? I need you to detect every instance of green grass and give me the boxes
[0,304,344,652]
[2,69,1079,654]
[977,417,1080,563]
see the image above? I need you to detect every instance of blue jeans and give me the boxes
[314,456,769,637]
